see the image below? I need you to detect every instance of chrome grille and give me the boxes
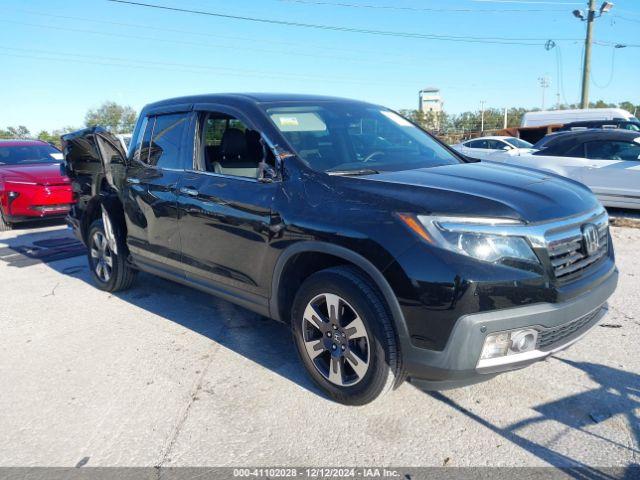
[546,210,609,282]
[536,307,603,350]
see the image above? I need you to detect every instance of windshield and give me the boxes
[0,144,63,165]
[266,104,462,173]
[504,137,533,149]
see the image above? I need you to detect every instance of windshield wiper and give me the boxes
[327,168,380,176]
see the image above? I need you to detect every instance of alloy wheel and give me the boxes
[301,293,370,387]
[90,231,113,283]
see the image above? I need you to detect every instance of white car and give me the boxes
[452,136,535,160]
[488,130,640,210]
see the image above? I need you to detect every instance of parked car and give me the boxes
[531,130,574,150]
[521,108,638,128]
[490,129,640,210]
[62,94,617,405]
[0,139,74,231]
[557,119,640,132]
[451,136,534,160]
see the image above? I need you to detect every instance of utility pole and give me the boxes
[574,1,614,109]
[538,76,550,109]
[581,0,596,109]
[480,100,486,133]
[503,107,508,129]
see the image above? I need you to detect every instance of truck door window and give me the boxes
[200,113,270,179]
[147,114,188,169]
[130,116,149,163]
[563,143,585,158]
[585,141,640,161]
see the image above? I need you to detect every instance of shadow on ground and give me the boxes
[0,226,323,399]
[430,358,640,477]
[2,226,639,473]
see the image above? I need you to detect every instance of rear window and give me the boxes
[136,114,189,169]
[0,144,62,165]
[504,137,533,149]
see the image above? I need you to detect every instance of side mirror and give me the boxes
[502,145,513,151]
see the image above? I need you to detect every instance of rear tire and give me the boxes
[87,218,136,292]
[291,266,399,405]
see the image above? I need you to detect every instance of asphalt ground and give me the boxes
[0,219,638,472]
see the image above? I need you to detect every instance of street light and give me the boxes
[573,2,613,21]
[573,1,615,108]
[600,1,614,14]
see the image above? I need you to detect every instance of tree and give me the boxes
[36,127,77,148]
[0,125,31,139]
[84,101,137,133]
[618,101,638,116]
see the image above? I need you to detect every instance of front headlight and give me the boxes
[397,214,540,266]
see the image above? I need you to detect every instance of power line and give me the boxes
[0,44,517,92]
[3,9,428,62]
[591,45,616,89]
[555,44,570,105]
[612,14,640,24]
[0,45,423,86]
[0,18,432,68]
[8,10,450,65]
[278,0,567,13]
[106,0,578,45]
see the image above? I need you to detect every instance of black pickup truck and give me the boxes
[62,94,618,405]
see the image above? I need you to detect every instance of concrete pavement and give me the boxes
[0,223,638,469]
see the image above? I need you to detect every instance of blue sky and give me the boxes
[1,0,639,132]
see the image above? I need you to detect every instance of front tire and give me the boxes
[0,211,12,232]
[87,219,136,292]
[291,266,399,405]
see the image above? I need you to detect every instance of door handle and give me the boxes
[126,177,141,185]
[179,187,199,197]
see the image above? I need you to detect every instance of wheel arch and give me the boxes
[80,192,128,252]
[269,241,410,342]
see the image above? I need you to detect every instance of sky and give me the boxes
[1,0,639,133]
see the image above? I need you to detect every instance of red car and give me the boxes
[0,139,74,231]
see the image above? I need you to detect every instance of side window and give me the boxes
[131,116,150,163]
[563,143,585,158]
[486,140,504,150]
[585,141,640,161]
[467,140,485,149]
[147,113,188,169]
[199,112,270,179]
[137,116,155,164]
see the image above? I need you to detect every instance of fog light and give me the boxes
[510,329,537,353]
[480,328,538,360]
[479,332,511,360]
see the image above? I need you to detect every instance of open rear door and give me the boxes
[61,126,128,215]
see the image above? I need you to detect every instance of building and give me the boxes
[418,87,443,114]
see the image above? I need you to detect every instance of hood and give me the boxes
[0,162,69,186]
[329,162,600,223]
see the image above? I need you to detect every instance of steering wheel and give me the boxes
[363,151,385,163]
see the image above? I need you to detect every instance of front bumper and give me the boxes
[3,183,73,219]
[405,265,618,390]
